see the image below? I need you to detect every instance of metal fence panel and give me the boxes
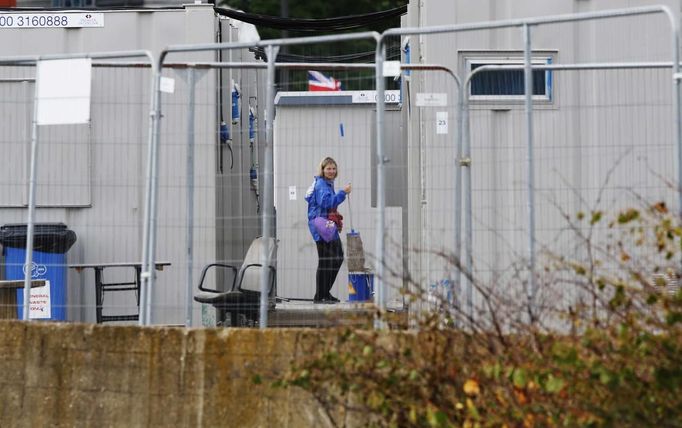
[0,56,154,323]
[381,5,680,329]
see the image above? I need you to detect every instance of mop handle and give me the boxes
[347,192,354,232]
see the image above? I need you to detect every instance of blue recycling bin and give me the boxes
[0,223,77,320]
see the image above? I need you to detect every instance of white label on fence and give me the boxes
[160,77,175,94]
[436,111,448,134]
[289,186,297,200]
[0,13,104,29]
[36,58,91,125]
[416,93,447,107]
[382,61,401,77]
[29,280,51,320]
[350,90,401,104]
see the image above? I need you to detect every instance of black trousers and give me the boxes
[315,239,344,300]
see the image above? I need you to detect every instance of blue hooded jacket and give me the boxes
[305,176,347,242]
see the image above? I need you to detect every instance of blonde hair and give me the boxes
[318,157,338,179]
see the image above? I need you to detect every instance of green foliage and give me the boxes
[267,204,682,427]
[220,0,408,90]
[590,210,603,225]
[222,0,408,38]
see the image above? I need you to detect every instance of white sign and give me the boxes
[415,93,448,107]
[0,13,104,29]
[160,77,176,94]
[289,186,297,201]
[351,90,401,104]
[29,280,51,320]
[36,58,92,125]
[436,111,448,134]
[382,60,401,77]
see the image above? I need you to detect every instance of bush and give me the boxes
[272,204,682,427]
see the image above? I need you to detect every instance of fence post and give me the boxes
[523,23,537,322]
[461,70,473,328]
[374,38,388,330]
[185,67,197,327]
[142,53,164,326]
[260,44,279,329]
[22,74,41,321]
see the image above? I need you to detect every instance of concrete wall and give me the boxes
[0,320,337,427]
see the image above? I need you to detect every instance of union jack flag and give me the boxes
[308,70,342,91]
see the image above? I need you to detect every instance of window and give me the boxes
[465,54,554,102]
[51,0,96,6]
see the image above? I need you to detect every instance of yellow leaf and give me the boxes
[463,379,480,396]
[408,406,418,423]
[466,398,480,420]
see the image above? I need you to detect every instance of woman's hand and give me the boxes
[343,183,352,194]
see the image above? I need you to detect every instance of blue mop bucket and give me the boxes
[348,272,374,302]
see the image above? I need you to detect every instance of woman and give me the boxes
[305,157,352,303]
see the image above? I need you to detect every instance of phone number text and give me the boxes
[0,15,69,28]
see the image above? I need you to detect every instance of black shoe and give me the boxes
[327,295,340,303]
[313,299,327,304]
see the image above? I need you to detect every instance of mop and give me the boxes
[346,195,374,302]
[345,195,366,272]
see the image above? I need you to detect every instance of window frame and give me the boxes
[462,52,556,103]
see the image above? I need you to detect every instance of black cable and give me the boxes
[214,5,407,32]
[251,46,402,63]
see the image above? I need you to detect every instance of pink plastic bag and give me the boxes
[312,216,338,242]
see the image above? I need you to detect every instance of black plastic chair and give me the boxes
[194,237,276,327]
